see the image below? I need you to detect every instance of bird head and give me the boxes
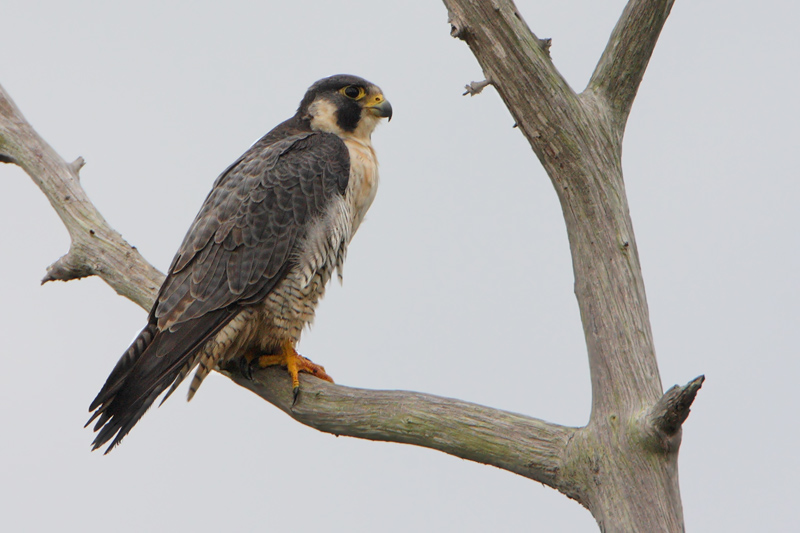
[298,74,392,140]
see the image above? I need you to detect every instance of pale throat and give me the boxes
[306,98,381,233]
[307,99,379,143]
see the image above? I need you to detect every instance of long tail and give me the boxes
[86,323,160,452]
[87,309,233,454]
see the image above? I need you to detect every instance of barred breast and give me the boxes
[196,136,380,381]
[255,137,379,345]
[256,196,349,349]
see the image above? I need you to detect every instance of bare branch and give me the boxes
[444,0,579,161]
[1,81,575,497]
[41,251,95,284]
[443,0,664,419]
[588,0,676,130]
[462,79,493,96]
[69,156,85,176]
[226,364,575,489]
[0,83,163,310]
[649,375,705,437]
[443,1,690,529]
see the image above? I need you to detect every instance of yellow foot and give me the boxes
[258,342,334,397]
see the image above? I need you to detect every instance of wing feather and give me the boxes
[88,130,351,452]
[155,131,350,326]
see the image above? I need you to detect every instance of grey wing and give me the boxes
[87,131,350,453]
[153,131,350,331]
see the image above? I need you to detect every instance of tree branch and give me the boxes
[445,0,580,160]
[443,0,664,420]
[0,84,163,309]
[0,82,577,499]
[588,0,676,132]
[443,1,692,530]
[462,78,493,96]
[648,375,705,440]
[226,364,575,489]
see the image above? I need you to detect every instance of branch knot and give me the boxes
[463,79,493,96]
[69,156,85,178]
[648,375,705,442]
[42,250,94,284]
[538,37,552,58]
[447,9,469,40]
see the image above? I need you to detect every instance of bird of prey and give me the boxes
[87,74,392,453]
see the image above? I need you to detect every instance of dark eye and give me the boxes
[341,85,365,100]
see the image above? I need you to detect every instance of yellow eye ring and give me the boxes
[341,85,366,100]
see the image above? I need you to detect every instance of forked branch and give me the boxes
[442,1,694,530]
[588,0,677,131]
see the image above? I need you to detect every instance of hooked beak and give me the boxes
[366,94,393,121]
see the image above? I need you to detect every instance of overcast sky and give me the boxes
[1,1,797,531]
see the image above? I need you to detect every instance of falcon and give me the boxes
[87,74,392,453]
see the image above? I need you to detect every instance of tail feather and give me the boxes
[87,308,235,454]
[186,350,221,402]
[159,352,202,406]
[89,324,158,412]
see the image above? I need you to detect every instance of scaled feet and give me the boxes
[256,341,334,399]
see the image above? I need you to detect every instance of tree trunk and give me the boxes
[444,0,699,530]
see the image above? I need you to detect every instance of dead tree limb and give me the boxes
[0,84,163,309]
[0,82,575,496]
[2,0,701,530]
[443,0,696,530]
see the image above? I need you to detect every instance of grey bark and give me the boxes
[1,1,701,531]
[0,87,163,308]
[443,0,697,530]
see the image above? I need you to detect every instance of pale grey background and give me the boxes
[1,1,797,531]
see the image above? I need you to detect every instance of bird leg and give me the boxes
[257,341,334,399]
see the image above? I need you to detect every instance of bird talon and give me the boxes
[258,342,333,400]
[292,386,300,406]
[240,355,255,380]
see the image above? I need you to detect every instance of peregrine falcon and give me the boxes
[87,74,392,453]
